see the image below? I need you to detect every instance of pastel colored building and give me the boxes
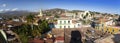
[55,18,81,29]
[95,24,120,34]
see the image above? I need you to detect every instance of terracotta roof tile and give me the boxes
[55,36,64,40]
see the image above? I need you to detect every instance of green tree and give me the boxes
[12,15,50,43]
[38,20,50,34]
[12,24,30,43]
[26,14,35,30]
[0,30,7,43]
[46,13,52,16]
[55,15,59,18]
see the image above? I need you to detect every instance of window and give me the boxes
[105,31,107,33]
[78,24,80,26]
[64,26,66,28]
[97,27,99,29]
[96,27,98,29]
[111,32,112,34]
[102,29,104,32]
[74,25,76,28]
[107,28,108,30]
[68,26,70,28]
[60,21,62,24]
[102,24,104,27]
[64,21,66,24]
[98,26,99,29]
[60,26,62,28]
[108,32,110,33]
[112,29,114,32]
[68,21,70,23]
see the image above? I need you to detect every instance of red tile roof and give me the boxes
[55,36,64,41]
[28,38,44,43]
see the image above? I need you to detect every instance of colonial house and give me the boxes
[96,25,120,34]
[12,19,20,22]
[54,18,81,29]
[60,10,94,20]
[65,12,76,19]
[94,16,120,34]
[105,20,115,26]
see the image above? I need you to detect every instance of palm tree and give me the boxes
[38,20,50,34]
[31,25,41,38]
[0,30,8,43]
[26,14,42,38]
[12,24,29,43]
[26,14,35,30]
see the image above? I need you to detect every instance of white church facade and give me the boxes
[78,11,93,20]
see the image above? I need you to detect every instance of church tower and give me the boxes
[38,9,43,17]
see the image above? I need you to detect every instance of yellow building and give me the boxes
[95,15,120,34]
[95,24,120,34]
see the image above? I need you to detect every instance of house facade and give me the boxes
[65,13,76,19]
[95,24,120,34]
[55,18,81,29]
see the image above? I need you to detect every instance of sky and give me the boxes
[0,0,120,14]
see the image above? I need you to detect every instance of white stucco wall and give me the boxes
[78,11,93,20]
[55,19,81,28]
[105,20,114,26]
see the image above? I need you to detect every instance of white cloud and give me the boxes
[5,9,10,11]
[0,9,4,12]
[11,8,18,11]
[2,4,6,7]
